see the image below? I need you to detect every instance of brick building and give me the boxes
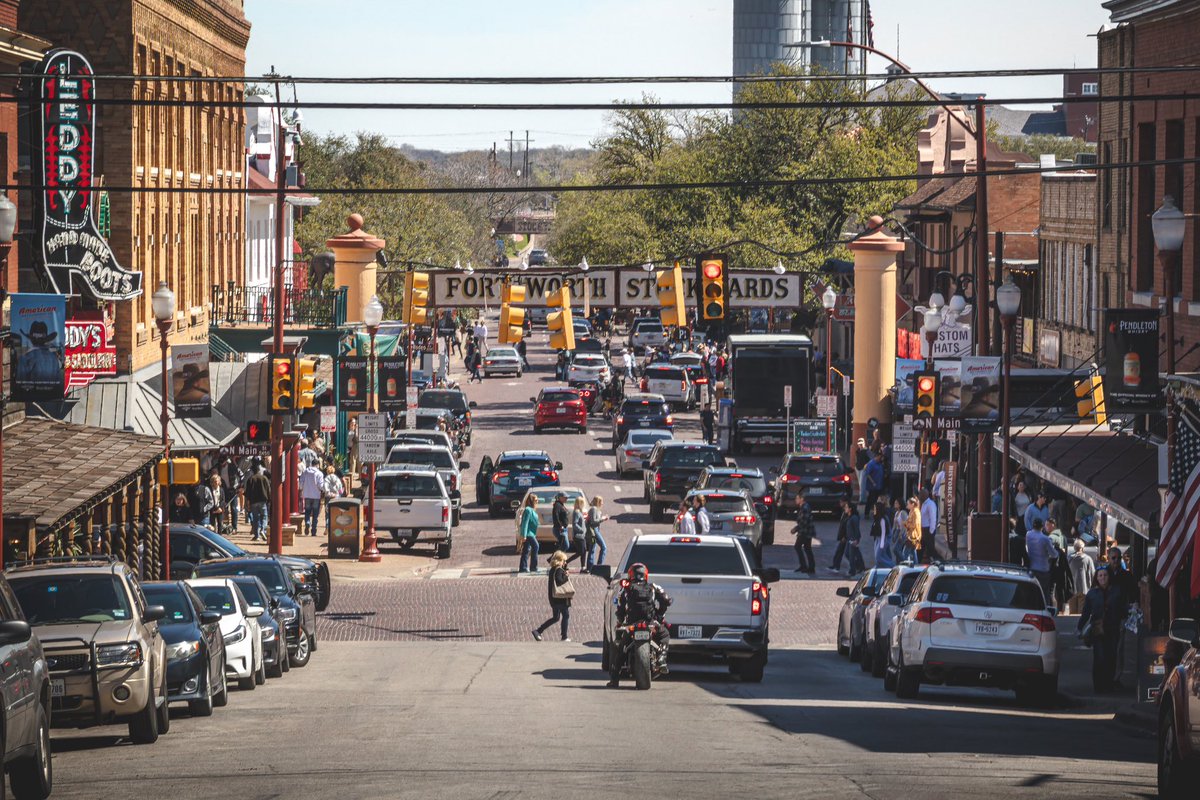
[1062,72,1100,143]
[1098,0,1200,374]
[19,0,251,373]
[1037,171,1098,369]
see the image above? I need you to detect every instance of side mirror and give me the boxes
[529,397,537,403]
[143,605,167,623]
[170,561,197,580]
[206,550,223,560]
[459,461,470,470]
[0,620,32,646]
[199,610,223,625]
[836,586,851,598]
[760,567,780,584]
[245,605,265,619]
[887,593,904,607]
[554,462,564,471]
[592,564,614,582]
[1169,617,1199,646]
[469,401,478,408]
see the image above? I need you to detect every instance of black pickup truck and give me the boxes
[641,441,727,522]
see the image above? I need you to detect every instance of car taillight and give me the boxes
[914,607,954,624]
[680,381,687,393]
[695,377,708,385]
[665,415,674,425]
[654,472,662,488]
[447,475,457,491]
[465,411,471,423]
[763,496,773,505]
[833,474,852,484]
[1022,613,1056,632]
[616,415,625,424]
[733,515,756,524]
[781,475,799,483]
[670,537,700,543]
[542,471,558,481]
[442,505,449,523]
[492,470,509,484]
[750,581,765,615]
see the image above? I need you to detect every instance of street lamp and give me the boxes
[922,305,942,367]
[0,194,16,244]
[642,262,655,273]
[1153,195,1186,374]
[928,291,945,312]
[579,257,589,272]
[151,281,176,579]
[359,294,385,563]
[995,275,1021,563]
[821,286,838,451]
[773,259,786,275]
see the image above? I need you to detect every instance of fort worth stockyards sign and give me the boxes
[35,50,143,301]
[433,269,802,308]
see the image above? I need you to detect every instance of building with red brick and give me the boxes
[1037,169,1098,369]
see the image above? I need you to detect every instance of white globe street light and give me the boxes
[363,294,385,329]
[773,259,786,275]
[579,257,589,272]
[821,285,838,311]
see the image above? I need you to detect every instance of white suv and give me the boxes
[883,562,1059,707]
[861,564,927,678]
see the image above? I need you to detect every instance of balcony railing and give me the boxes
[210,283,348,329]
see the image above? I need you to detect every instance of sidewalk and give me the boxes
[1055,612,1155,733]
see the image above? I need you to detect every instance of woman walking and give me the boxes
[532,551,574,642]
[1067,539,1095,614]
[518,494,541,574]
[565,497,590,572]
[586,496,608,570]
[871,500,894,570]
[902,497,922,565]
[1077,567,1124,692]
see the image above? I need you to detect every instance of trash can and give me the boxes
[328,498,363,558]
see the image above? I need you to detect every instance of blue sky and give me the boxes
[244,0,1112,151]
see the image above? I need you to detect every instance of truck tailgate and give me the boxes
[374,498,445,530]
[654,575,756,628]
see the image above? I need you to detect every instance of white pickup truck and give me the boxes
[596,533,779,682]
[372,467,453,558]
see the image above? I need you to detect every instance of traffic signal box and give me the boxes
[546,285,576,352]
[914,370,938,422]
[499,283,527,345]
[657,262,687,328]
[1075,374,1107,424]
[697,255,726,321]
[404,271,430,325]
[269,353,295,415]
[295,357,318,410]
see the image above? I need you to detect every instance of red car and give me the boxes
[1158,617,1200,798]
[532,388,587,434]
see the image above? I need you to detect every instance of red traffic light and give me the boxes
[929,440,942,458]
[703,262,723,280]
[275,360,292,376]
[917,376,935,393]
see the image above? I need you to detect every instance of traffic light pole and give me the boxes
[269,78,287,557]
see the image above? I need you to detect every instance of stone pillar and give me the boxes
[328,213,386,324]
[847,216,904,450]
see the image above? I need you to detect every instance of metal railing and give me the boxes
[210,283,347,329]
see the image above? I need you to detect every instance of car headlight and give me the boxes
[96,642,143,668]
[166,640,201,661]
[260,625,277,641]
[277,606,298,622]
[223,625,247,645]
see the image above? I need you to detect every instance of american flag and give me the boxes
[865,1,875,49]
[1156,402,1200,587]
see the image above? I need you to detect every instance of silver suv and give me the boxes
[8,558,170,744]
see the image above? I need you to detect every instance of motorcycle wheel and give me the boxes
[632,642,652,690]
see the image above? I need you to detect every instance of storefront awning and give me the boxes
[996,423,1161,538]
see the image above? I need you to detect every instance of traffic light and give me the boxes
[697,255,726,320]
[246,420,269,443]
[914,369,938,421]
[403,271,430,325]
[499,282,527,345]
[1075,374,1107,424]
[546,284,576,352]
[269,354,295,415]
[295,357,318,410]
[657,262,687,328]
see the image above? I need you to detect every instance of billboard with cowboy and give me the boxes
[171,344,212,418]
[10,293,66,401]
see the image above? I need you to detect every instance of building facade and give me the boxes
[1038,171,1098,369]
[20,0,251,373]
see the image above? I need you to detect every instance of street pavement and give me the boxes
[43,326,1157,798]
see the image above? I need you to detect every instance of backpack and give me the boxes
[625,582,657,623]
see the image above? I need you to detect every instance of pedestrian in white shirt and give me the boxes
[299,463,325,537]
[473,320,489,353]
[676,502,697,536]
[692,495,711,535]
[919,488,938,563]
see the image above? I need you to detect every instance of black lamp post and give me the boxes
[995,275,1022,564]
[152,281,176,578]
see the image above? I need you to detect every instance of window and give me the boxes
[1081,82,1098,96]
[624,543,746,576]
[928,576,1045,610]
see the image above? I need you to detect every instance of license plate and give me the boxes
[709,522,724,531]
[677,625,702,639]
[51,679,65,698]
[633,630,650,641]
[396,529,414,537]
[518,477,533,486]
[636,419,650,426]
[974,622,1000,636]
[808,487,824,495]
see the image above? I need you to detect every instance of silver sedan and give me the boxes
[615,428,674,477]
[483,346,523,377]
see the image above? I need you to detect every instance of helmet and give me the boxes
[627,563,649,584]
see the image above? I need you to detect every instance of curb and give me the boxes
[1058,690,1157,735]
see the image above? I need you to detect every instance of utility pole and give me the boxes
[507,131,516,173]
[269,75,287,555]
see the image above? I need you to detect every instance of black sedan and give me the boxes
[144,581,228,717]
[194,558,317,669]
[230,575,289,679]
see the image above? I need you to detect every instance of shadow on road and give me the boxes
[50,734,126,753]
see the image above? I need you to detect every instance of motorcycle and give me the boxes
[611,620,668,690]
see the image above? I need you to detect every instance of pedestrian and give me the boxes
[890,496,908,564]
[297,438,319,469]
[1106,546,1136,689]
[676,501,697,535]
[1077,567,1124,693]
[323,464,344,533]
[565,497,590,573]
[473,318,488,353]
[347,417,360,478]
[1067,539,1095,614]
[206,474,226,533]
[1047,516,1069,610]
[902,497,922,565]
[792,492,815,574]
[299,460,325,537]
[863,451,885,511]
[586,495,608,570]
[516,337,528,367]
[1024,491,1051,539]
[919,488,937,564]
[532,551,574,642]
[699,403,715,445]
[518,494,541,574]
[854,439,870,498]
[551,493,570,552]
[828,498,858,574]
[872,500,894,570]
[1013,479,1032,536]
[844,502,865,577]
[219,456,244,530]
[692,494,711,535]
[622,349,635,383]
[468,348,483,383]
[170,490,192,525]
[555,350,568,382]
[244,458,271,542]
[1024,518,1057,601]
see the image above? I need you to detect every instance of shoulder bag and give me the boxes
[552,571,576,600]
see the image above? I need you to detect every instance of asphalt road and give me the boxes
[42,325,1157,799]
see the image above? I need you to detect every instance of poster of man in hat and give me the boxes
[171,344,212,418]
[11,293,66,400]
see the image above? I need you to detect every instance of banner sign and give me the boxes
[944,461,959,555]
[432,269,802,309]
[338,356,368,412]
[377,357,407,412]
[10,293,66,401]
[933,359,962,418]
[892,358,925,417]
[320,405,337,433]
[171,344,211,418]
[924,322,973,359]
[960,356,1002,433]
[791,419,829,454]
[64,313,117,389]
[1103,309,1161,413]
[34,50,143,300]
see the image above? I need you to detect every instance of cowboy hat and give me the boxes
[22,320,57,346]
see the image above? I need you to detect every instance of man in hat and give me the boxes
[16,320,64,389]
[551,493,570,552]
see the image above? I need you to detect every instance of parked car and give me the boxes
[862,564,928,678]
[532,388,588,434]
[682,489,764,551]
[186,578,264,691]
[834,568,889,661]
[229,575,289,679]
[371,466,454,557]
[884,561,1058,707]
[642,441,726,523]
[528,248,549,265]
[611,393,674,450]
[476,450,563,517]
[193,558,317,670]
[8,557,169,744]
[567,352,611,386]
[694,466,776,544]
[615,428,674,477]
[0,569,52,798]
[388,430,461,458]
[142,580,227,719]
[1158,616,1200,799]
[483,345,523,377]
[384,443,469,526]
[417,388,477,444]
[770,453,853,515]
[512,486,587,552]
[671,352,708,402]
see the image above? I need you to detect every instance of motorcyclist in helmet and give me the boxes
[608,563,672,688]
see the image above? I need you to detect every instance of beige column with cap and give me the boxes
[327,213,386,324]
[846,216,905,449]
